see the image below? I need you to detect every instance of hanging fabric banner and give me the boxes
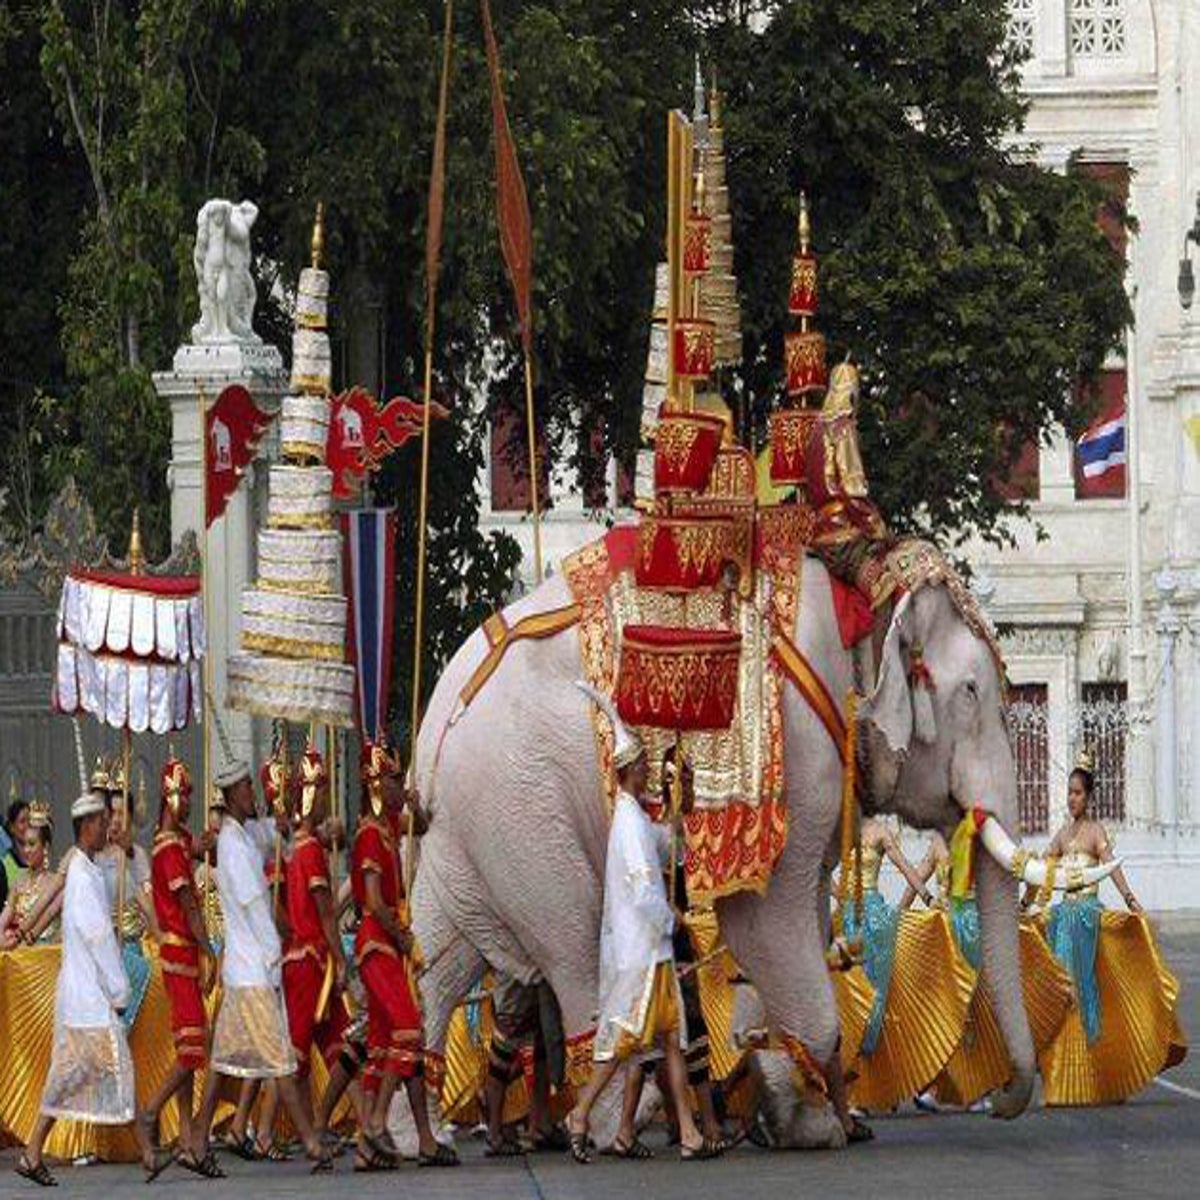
[342,508,398,741]
[205,384,272,527]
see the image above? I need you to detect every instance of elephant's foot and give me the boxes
[790,1098,847,1150]
[752,1052,848,1150]
[990,1068,1034,1120]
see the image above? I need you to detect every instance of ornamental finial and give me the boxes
[797,191,811,255]
[128,509,145,577]
[709,72,722,128]
[310,201,326,271]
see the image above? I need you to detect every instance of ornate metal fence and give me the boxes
[1072,682,1128,824]
[1006,684,1050,834]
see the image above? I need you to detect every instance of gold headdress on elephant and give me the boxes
[297,742,327,822]
[361,737,402,818]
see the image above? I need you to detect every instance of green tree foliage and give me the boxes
[0,2,88,542]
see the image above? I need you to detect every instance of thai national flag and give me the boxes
[1075,402,1126,499]
[342,509,397,741]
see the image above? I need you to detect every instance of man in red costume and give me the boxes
[351,738,457,1170]
[139,759,214,1159]
[283,743,358,1149]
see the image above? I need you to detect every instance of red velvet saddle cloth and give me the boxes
[563,521,803,902]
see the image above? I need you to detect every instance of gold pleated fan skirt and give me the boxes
[935,919,1073,1107]
[0,944,181,1162]
[1039,912,1188,1106]
[848,910,975,1111]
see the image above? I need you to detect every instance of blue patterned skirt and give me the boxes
[843,889,899,1056]
[120,940,151,1032]
[1047,895,1102,1043]
[949,897,982,972]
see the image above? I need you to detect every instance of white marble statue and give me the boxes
[191,199,262,345]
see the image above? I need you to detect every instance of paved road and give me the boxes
[3,927,1196,1200]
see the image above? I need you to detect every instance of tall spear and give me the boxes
[407,0,456,897]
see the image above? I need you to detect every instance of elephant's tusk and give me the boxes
[978,815,1121,891]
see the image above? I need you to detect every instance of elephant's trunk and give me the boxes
[974,851,1035,1118]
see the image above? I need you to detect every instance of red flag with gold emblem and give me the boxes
[205,384,272,526]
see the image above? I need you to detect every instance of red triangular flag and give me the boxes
[205,384,272,526]
[481,0,534,352]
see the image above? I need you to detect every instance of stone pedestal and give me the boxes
[153,341,287,777]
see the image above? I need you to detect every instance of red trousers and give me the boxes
[162,968,207,1070]
[283,953,350,1078]
[359,950,423,1091]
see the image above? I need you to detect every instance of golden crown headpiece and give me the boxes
[160,758,192,816]
[298,743,327,820]
[90,756,115,793]
[1074,749,1095,777]
[27,799,53,831]
[361,737,402,817]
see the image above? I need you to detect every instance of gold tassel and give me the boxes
[836,690,861,942]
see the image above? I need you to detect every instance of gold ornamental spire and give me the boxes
[797,191,811,257]
[128,509,145,577]
[310,201,326,270]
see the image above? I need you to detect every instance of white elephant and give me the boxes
[411,539,1113,1135]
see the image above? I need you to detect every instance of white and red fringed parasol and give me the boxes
[53,565,205,734]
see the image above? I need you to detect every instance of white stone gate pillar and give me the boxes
[152,197,286,783]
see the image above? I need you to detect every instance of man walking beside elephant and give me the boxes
[565,686,719,1164]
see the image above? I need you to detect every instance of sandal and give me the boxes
[178,1150,226,1179]
[568,1127,591,1165]
[417,1143,460,1168]
[364,1130,399,1164]
[846,1115,874,1144]
[255,1141,291,1163]
[680,1137,722,1161]
[143,1147,178,1184]
[530,1124,570,1153]
[309,1150,334,1175]
[608,1137,654,1160]
[220,1132,262,1162]
[15,1156,58,1188]
[353,1146,395,1173]
[484,1137,524,1158]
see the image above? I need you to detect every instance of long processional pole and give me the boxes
[407,0,456,897]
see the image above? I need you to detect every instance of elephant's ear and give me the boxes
[863,593,913,755]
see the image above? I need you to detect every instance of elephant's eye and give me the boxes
[964,680,979,700]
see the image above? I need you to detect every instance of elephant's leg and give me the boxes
[720,842,847,1148]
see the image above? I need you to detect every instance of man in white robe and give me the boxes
[16,789,166,1187]
[565,686,716,1163]
[188,760,331,1174]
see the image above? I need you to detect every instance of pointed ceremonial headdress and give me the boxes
[207,690,250,791]
[71,717,107,819]
[161,756,192,817]
[298,742,327,820]
[361,736,402,818]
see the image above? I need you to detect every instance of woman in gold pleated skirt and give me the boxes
[1033,757,1187,1105]
[838,819,975,1113]
[900,831,1073,1110]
